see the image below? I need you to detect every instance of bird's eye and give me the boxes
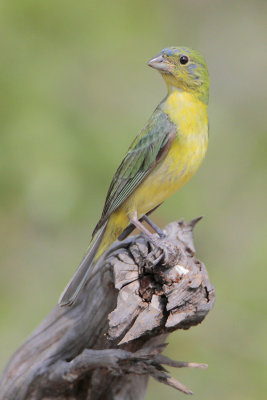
[180,55,189,65]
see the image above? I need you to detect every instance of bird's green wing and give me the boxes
[93,108,176,235]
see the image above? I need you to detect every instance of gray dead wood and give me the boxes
[0,218,215,400]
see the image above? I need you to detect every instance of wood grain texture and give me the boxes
[0,218,215,400]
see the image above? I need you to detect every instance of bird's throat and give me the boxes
[162,89,208,139]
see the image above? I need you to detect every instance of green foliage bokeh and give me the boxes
[0,1,266,399]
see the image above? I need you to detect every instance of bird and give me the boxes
[59,46,209,306]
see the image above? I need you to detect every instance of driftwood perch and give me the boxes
[0,218,215,400]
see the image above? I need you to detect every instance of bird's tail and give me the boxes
[58,221,108,306]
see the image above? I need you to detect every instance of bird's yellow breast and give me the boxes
[122,90,208,219]
[97,90,208,258]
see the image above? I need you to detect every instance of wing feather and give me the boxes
[93,108,176,235]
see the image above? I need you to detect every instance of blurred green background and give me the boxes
[0,0,266,398]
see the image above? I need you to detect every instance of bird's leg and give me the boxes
[142,215,166,238]
[130,212,174,266]
[118,215,165,241]
[130,214,157,242]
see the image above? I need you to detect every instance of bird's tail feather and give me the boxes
[58,221,108,306]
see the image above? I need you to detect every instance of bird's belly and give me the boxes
[124,134,208,218]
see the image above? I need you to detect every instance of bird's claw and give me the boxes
[146,237,176,268]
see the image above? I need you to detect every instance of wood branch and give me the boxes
[0,218,215,400]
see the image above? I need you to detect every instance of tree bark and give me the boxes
[0,218,215,400]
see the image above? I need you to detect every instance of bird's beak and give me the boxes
[147,54,172,73]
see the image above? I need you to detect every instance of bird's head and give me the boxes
[148,46,209,104]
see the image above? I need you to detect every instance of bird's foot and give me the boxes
[146,236,176,268]
[129,213,176,269]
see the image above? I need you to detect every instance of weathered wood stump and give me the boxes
[0,218,215,400]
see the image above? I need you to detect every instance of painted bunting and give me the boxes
[59,46,209,306]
